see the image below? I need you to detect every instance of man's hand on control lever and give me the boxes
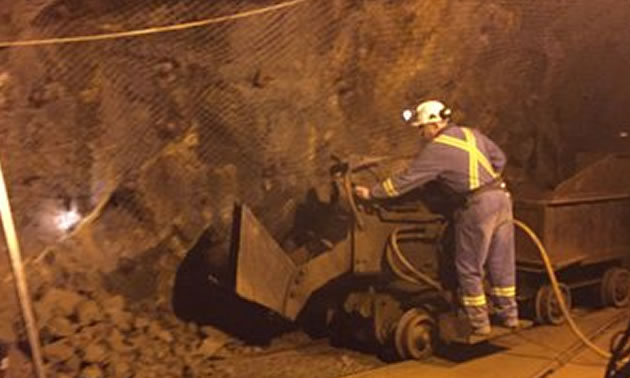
[353,185,371,200]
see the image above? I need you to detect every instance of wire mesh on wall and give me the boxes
[0,0,628,287]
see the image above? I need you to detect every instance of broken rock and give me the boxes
[72,324,109,346]
[195,337,228,359]
[134,316,150,330]
[36,289,84,322]
[102,295,126,313]
[106,328,133,353]
[76,300,103,326]
[80,364,104,378]
[82,342,108,364]
[106,357,133,378]
[43,339,75,363]
[46,316,77,337]
[108,310,134,332]
[64,354,82,373]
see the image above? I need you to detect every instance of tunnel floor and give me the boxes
[348,306,628,378]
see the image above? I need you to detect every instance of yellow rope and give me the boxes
[0,0,308,48]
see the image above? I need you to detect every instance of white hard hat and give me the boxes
[402,100,451,127]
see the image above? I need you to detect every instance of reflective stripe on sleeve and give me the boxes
[382,178,399,197]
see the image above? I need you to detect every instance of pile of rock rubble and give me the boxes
[33,286,236,378]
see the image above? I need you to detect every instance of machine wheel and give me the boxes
[534,283,571,325]
[394,308,435,360]
[601,267,630,308]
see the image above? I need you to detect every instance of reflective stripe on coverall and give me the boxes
[369,125,517,328]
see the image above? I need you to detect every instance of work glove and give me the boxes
[353,185,371,200]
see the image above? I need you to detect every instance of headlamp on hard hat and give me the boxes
[401,109,416,123]
[402,107,424,128]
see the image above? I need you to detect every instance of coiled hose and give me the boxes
[387,218,624,361]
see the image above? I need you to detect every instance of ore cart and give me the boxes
[514,154,630,324]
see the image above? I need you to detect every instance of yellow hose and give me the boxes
[512,219,613,359]
[387,227,451,301]
[386,229,443,293]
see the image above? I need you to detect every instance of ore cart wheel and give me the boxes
[394,308,435,361]
[601,267,630,308]
[534,283,571,325]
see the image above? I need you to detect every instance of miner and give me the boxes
[353,100,517,336]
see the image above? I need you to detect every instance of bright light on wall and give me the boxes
[54,207,81,232]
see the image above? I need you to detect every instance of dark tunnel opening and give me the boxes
[171,226,295,345]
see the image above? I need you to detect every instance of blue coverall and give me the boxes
[369,124,517,329]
